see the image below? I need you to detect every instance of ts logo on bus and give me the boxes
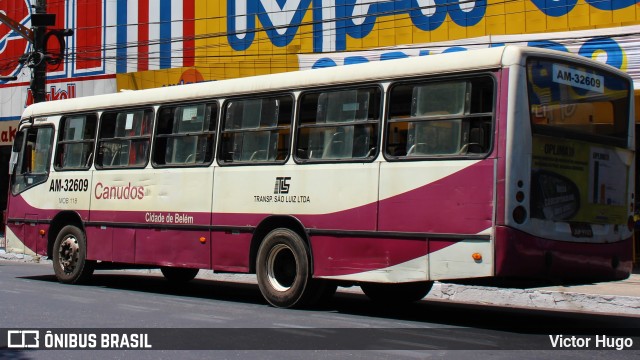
[274,177,291,194]
[0,0,32,81]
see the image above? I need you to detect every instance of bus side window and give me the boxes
[296,87,380,162]
[97,109,153,168]
[386,77,494,159]
[55,114,97,170]
[153,102,217,167]
[219,96,292,164]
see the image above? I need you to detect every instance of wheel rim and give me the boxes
[266,243,297,292]
[58,235,79,274]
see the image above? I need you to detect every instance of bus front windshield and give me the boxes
[527,58,631,148]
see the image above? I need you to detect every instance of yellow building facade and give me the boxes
[117,1,640,89]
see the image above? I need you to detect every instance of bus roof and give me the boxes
[22,45,630,118]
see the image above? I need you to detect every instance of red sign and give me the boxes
[0,0,31,78]
[25,84,77,106]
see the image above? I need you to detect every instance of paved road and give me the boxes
[0,261,638,360]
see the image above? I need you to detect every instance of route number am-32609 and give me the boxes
[552,64,604,94]
[49,179,89,192]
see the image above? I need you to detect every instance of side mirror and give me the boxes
[9,131,23,175]
[12,130,24,153]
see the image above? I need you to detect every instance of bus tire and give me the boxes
[361,281,433,304]
[160,267,199,283]
[256,228,315,308]
[52,225,95,284]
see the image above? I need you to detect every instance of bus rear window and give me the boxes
[526,59,631,147]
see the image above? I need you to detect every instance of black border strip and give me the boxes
[84,221,255,233]
[7,218,51,225]
[7,218,490,240]
[307,228,490,240]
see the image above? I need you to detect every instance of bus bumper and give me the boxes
[494,226,633,282]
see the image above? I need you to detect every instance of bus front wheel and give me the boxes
[361,281,433,304]
[52,225,95,284]
[256,228,320,308]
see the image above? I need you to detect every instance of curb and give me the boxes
[426,282,640,315]
[2,249,638,316]
[0,249,52,264]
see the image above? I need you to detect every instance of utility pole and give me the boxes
[31,0,50,103]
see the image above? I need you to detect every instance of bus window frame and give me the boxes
[217,93,294,166]
[53,113,98,171]
[293,84,383,164]
[382,74,496,162]
[11,123,55,195]
[152,101,218,168]
[95,107,155,170]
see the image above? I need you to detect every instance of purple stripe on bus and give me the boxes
[377,161,494,234]
[6,160,493,275]
[311,236,460,277]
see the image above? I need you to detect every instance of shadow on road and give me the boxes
[19,271,640,336]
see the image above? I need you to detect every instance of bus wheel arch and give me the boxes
[250,215,310,274]
[48,211,86,258]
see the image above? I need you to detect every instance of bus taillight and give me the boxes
[513,206,527,224]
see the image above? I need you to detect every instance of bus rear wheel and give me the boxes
[160,267,199,283]
[256,228,324,308]
[52,225,95,284]
[361,281,433,304]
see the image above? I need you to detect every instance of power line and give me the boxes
[47,0,563,54]
[64,0,588,62]
[1,0,632,77]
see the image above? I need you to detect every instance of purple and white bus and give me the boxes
[5,46,634,307]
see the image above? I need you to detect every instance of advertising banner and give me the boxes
[115,67,207,91]
[531,135,630,225]
[298,25,640,88]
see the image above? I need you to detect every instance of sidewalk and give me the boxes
[426,272,640,315]
[1,247,638,316]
